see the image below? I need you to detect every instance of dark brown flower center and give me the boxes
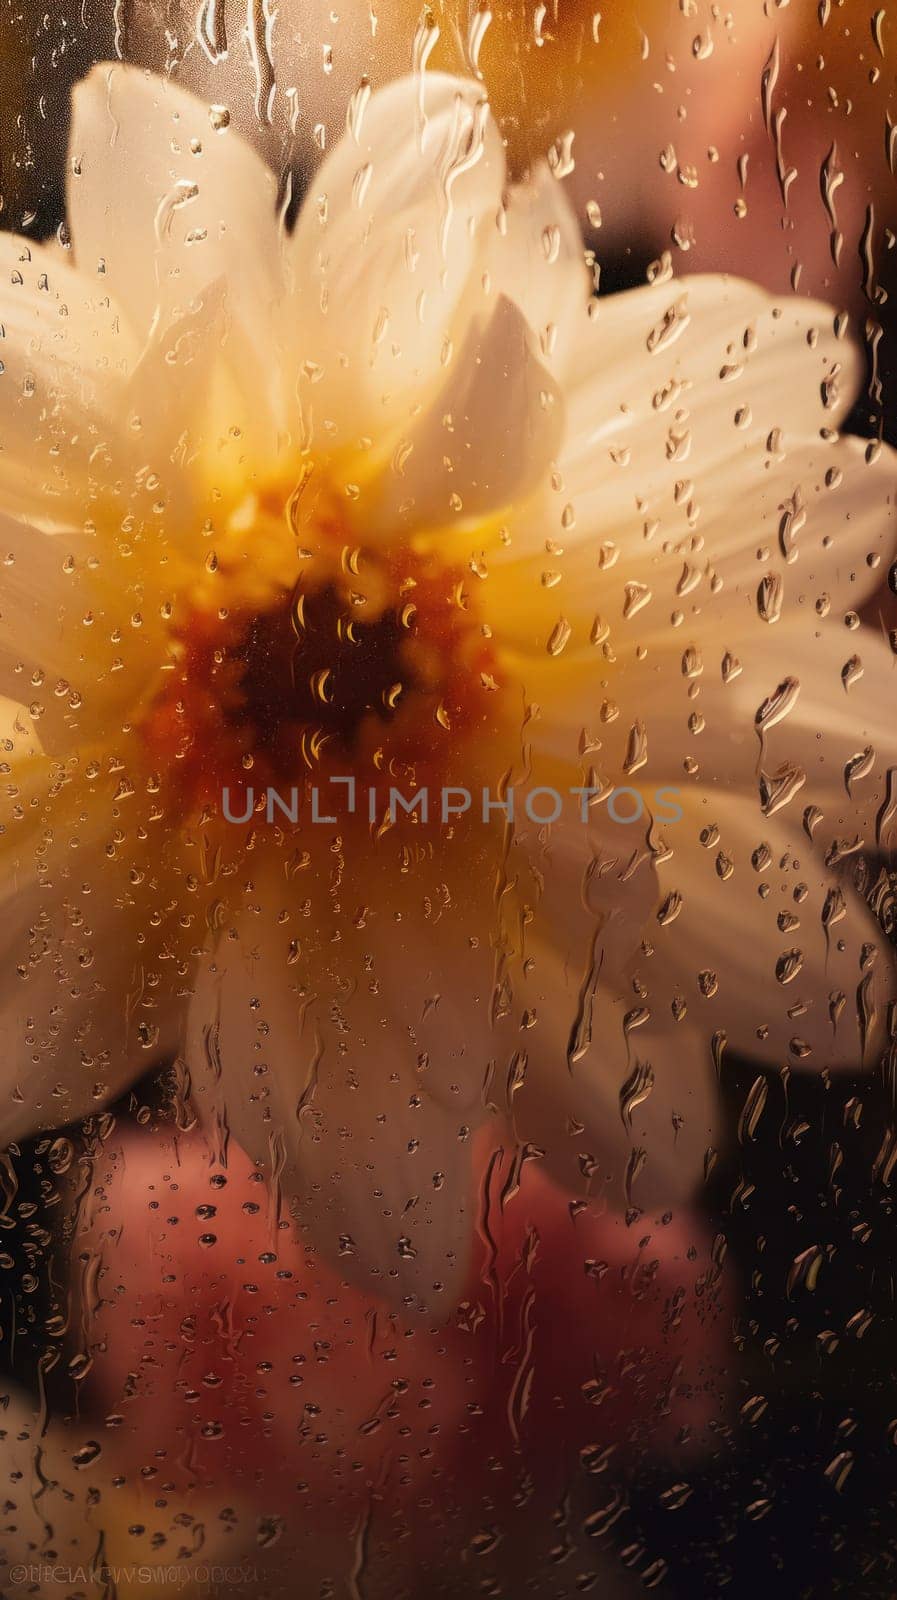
[141,541,502,814]
[231,581,417,770]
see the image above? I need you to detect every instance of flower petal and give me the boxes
[0,519,90,697]
[0,233,136,525]
[645,615,897,838]
[515,617,897,1077]
[369,294,563,534]
[0,506,180,756]
[287,72,505,451]
[482,729,711,1211]
[126,274,288,508]
[185,850,499,1312]
[0,744,188,1144]
[183,809,660,1303]
[564,274,864,455]
[647,785,892,1072]
[67,64,282,358]
[497,923,718,1213]
[543,431,894,629]
[484,284,891,658]
[485,160,591,377]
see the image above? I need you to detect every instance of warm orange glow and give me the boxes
[141,487,505,816]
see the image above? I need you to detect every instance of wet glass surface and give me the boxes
[2,5,897,1597]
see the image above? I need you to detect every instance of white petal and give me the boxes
[494,798,714,1211]
[126,274,286,505]
[369,294,563,534]
[486,161,591,378]
[0,516,89,695]
[287,72,505,450]
[0,506,179,755]
[518,568,897,824]
[555,277,864,548]
[647,786,892,1072]
[68,64,282,355]
[748,618,897,805]
[185,857,497,1313]
[0,749,187,1143]
[488,417,894,665]
[510,761,659,976]
[646,615,897,832]
[0,233,136,524]
[511,939,718,1213]
[513,616,897,1077]
[481,271,891,659]
[183,810,663,1302]
[563,275,863,460]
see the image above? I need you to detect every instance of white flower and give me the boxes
[1,64,894,1312]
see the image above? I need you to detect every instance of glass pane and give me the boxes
[0,4,895,1595]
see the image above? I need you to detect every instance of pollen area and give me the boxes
[140,483,505,817]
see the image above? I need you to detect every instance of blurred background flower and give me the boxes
[50,1123,729,1595]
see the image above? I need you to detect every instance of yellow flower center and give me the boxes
[139,476,505,817]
